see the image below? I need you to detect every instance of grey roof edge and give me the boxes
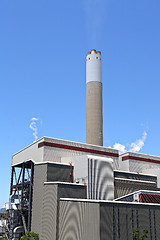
[114,177,156,184]
[114,169,157,177]
[12,136,118,157]
[114,190,160,201]
[12,137,45,157]
[60,198,160,206]
[120,151,160,159]
[44,182,84,186]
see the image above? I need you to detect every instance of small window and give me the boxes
[96,57,98,59]
[89,57,90,60]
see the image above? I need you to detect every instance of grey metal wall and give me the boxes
[100,202,160,240]
[31,164,47,238]
[58,184,85,199]
[59,200,100,240]
[41,184,58,240]
[114,178,157,199]
[58,199,160,240]
[114,170,157,183]
[88,158,114,200]
[40,183,85,240]
[47,163,71,182]
[31,162,72,238]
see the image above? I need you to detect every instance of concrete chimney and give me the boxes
[86,49,103,146]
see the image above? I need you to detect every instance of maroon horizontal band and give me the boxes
[38,141,119,157]
[122,155,160,165]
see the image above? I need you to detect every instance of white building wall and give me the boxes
[12,139,44,166]
[142,168,160,188]
[12,137,119,167]
[62,155,114,200]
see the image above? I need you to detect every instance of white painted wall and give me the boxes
[142,168,160,188]
[86,50,102,83]
[62,155,114,200]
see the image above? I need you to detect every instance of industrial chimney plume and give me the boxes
[86,49,103,146]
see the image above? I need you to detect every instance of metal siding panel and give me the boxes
[149,207,154,240]
[100,204,113,240]
[58,185,85,199]
[89,158,114,200]
[12,140,44,166]
[47,164,71,182]
[155,207,160,238]
[114,205,119,240]
[119,206,128,240]
[31,164,47,238]
[114,178,157,199]
[138,206,150,230]
[59,200,100,240]
[126,206,134,240]
[41,185,58,240]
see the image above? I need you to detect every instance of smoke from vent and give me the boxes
[113,131,148,154]
[29,117,39,141]
[129,131,147,152]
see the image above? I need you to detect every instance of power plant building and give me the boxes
[4,50,160,240]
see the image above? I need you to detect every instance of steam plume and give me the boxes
[129,131,147,152]
[112,131,147,154]
[113,143,126,154]
[29,117,39,141]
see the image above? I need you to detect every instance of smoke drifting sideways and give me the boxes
[113,131,148,154]
[83,0,109,47]
[29,117,39,142]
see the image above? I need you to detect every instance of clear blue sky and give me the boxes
[0,0,160,207]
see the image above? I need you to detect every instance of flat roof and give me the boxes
[114,169,157,177]
[120,151,160,159]
[60,198,160,206]
[114,177,156,184]
[44,181,84,186]
[114,190,160,201]
[13,136,119,157]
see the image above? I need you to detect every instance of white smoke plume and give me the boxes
[29,117,39,141]
[129,131,147,152]
[112,131,147,154]
[113,143,126,154]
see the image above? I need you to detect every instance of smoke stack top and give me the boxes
[86,50,103,146]
[87,49,101,55]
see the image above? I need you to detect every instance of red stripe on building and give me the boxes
[139,193,160,204]
[122,155,160,165]
[38,141,119,157]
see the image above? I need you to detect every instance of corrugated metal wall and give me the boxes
[47,163,71,182]
[31,164,47,238]
[100,202,160,240]
[41,184,58,240]
[58,184,85,199]
[88,158,114,200]
[114,178,157,199]
[58,200,160,240]
[58,200,100,240]
[31,162,72,238]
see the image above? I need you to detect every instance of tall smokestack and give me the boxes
[86,49,103,146]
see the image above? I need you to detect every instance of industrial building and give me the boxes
[5,50,160,239]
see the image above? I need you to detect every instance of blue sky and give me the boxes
[0,0,160,207]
